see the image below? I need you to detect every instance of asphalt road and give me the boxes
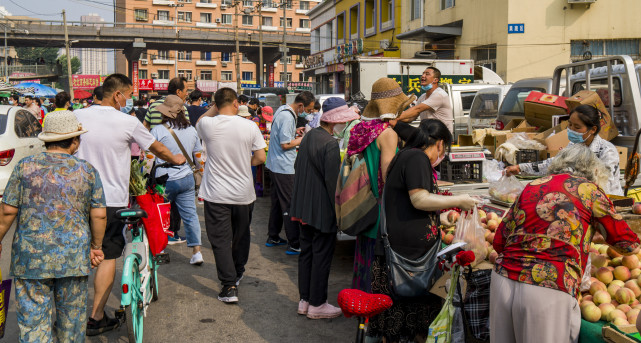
[0,196,357,342]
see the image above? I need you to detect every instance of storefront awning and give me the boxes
[396,22,462,41]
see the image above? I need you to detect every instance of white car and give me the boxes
[0,105,45,197]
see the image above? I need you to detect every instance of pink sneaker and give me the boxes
[298,300,309,315]
[306,302,342,319]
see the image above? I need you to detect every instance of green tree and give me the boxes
[57,55,81,75]
[15,47,59,65]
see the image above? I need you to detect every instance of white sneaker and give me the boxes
[190,252,204,265]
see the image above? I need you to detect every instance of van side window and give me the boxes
[14,111,35,138]
[460,91,476,112]
[571,78,622,107]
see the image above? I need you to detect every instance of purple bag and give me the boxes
[0,278,12,338]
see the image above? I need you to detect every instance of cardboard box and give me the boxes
[602,324,640,343]
[618,146,628,171]
[545,129,570,157]
[523,92,569,130]
[565,90,618,141]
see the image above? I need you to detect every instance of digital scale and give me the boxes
[447,151,486,162]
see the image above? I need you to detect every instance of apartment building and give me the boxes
[115,0,317,93]
[397,0,641,82]
[70,14,109,75]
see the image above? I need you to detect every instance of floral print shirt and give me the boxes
[493,174,640,298]
[3,152,106,279]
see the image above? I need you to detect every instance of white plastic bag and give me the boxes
[483,159,502,183]
[453,207,486,267]
[489,175,525,204]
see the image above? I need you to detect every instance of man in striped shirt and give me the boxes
[143,77,190,129]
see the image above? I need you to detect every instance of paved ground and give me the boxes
[0,196,357,342]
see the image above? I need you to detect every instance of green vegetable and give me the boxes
[129,159,148,196]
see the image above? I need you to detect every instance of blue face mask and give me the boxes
[120,97,134,114]
[421,83,433,92]
[567,128,591,144]
[299,111,308,118]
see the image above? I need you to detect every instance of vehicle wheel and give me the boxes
[151,263,159,302]
[125,262,144,343]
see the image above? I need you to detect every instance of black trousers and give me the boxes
[298,224,336,307]
[267,171,300,248]
[169,201,181,236]
[204,201,254,286]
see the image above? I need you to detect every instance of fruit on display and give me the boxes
[580,243,641,326]
[632,202,641,215]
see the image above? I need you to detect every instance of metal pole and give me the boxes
[63,10,74,100]
[4,26,7,82]
[258,2,263,87]
[282,1,288,89]
[234,1,241,93]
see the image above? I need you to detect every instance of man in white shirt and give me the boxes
[23,95,42,121]
[397,67,454,134]
[197,87,266,304]
[76,73,186,336]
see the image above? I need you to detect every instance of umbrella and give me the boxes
[13,82,57,98]
[0,81,13,92]
[74,89,93,99]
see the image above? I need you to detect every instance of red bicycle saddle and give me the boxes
[337,289,393,318]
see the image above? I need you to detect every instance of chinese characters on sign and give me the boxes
[139,79,154,91]
[336,39,364,60]
[508,24,525,34]
[72,75,101,90]
[388,75,475,96]
[268,65,275,87]
[132,61,139,97]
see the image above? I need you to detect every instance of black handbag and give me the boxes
[380,186,442,299]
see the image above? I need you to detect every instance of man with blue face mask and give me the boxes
[397,67,454,135]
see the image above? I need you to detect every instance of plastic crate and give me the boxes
[628,188,641,202]
[516,149,540,164]
[440,160,483,183]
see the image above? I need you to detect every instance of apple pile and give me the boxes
[440,209,504,264]
[580,241,641,326]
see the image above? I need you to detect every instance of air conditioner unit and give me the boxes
[151,73,158,78]
[140,60,148,65]
[568,0,596,3]
[221,4,227,9]
[222,62,228,67]
[216,18,222,23]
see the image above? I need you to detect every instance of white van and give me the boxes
[468,85,512,132]
[443,83,504,139]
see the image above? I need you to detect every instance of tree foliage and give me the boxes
[15,47,59,65]
[57,55,81,75]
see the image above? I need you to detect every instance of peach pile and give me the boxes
[440,209,504,264]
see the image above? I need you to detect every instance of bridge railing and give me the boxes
[0,64,60,78]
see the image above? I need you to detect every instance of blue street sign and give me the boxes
[508,24,525,34]
[241,83,260,89]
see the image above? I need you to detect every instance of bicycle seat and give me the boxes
[337,289,393,319]
[115,209,148,220]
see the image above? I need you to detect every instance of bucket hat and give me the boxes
[238,105,251,117]
[321,97,360,123]
[38,110,87,142]
[362,78,416,120]
[156,95,184,119]
[262,106,274,122]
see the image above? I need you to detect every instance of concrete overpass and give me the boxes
[1,18,310,76]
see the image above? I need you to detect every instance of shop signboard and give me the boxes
[139,79,154,91]
[196,80,218,92]
[336,39,364,60]
[288,82,313,91]
[387,74,475,97]
[154,81,169,91]
[132,61,139,97]
[71,75,101,90]
[268,65,275,87]
[242,83,260,89]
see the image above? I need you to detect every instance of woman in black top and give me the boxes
[368,119,477,342]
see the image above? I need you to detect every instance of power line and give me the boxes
[7,0,61,16]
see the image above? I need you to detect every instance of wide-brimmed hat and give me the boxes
[321,97,360,123]
[156,95,184,119]
[262,106,274,122]
[238,105,251,117]
[362,78,416,119]
[38,110,87,142]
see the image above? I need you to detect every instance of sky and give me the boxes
[2,0,117,73]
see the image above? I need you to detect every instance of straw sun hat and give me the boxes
[238,105,251,117]
[38,110,87,142]
[362,77,416,120]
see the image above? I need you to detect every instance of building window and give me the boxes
[200,70,213,80]
[326,23,333,47]
[471,44,497,71]
[178,0,192,3]
[281,56,291,64]
[178,11,192,23]
[336,12,345,43]
[200,0,212,3]
[242,15,253,25]
[570,39,641,60]
[222,14,232,24]
[200,13,212,23]
[221,71,233,81]
[364,0,375,32]
[263,0,274,7]
[242,71,253,81]
[410,0,420,20]
[221,52,231,62]
[285,0,293,9]
[139,69,148,79]
[299,72,306,81]
[242,54,251,62]
[280,17,293,28]
[201,51,212,61]
[243,0,253,6]
[280,72,292,81]
[299,19,309,29]
[141,52,148,60]
[380,0,392,27]
[299,1,309,10]
[158,70,170,79]
[222,0,232,5]
[441,0,455,10]
[349,4,359,37]
[262,16,272,26]
[134,9,148,21]
[157,10,170,21]
[179,70,193,81]
[157,50,169,59]
[178,51,192,61]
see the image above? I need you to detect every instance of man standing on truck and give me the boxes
[397,67,453,134]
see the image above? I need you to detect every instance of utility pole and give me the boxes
[63,10,74,100]
[170,3,184,78]
[257,1,263,87]
[233,0,241,93]
[4,25,7,82]
[281,0,288,89]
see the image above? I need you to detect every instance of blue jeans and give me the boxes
[165,175,202,247]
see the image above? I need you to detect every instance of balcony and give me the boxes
[196,22,218,28]
[153,59,175,65]
[295,63,304,68]
[262,7,277,12]
[261,25,278,31]
[152,0,175,5]
[196,60,218,66]
[296,28,311,33]
[296,9,309,14]
[196,2,217,8]
[153,20,174,26]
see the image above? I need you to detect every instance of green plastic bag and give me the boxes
[426,265,460,343]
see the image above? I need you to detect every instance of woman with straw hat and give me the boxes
[347,78,415,293]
